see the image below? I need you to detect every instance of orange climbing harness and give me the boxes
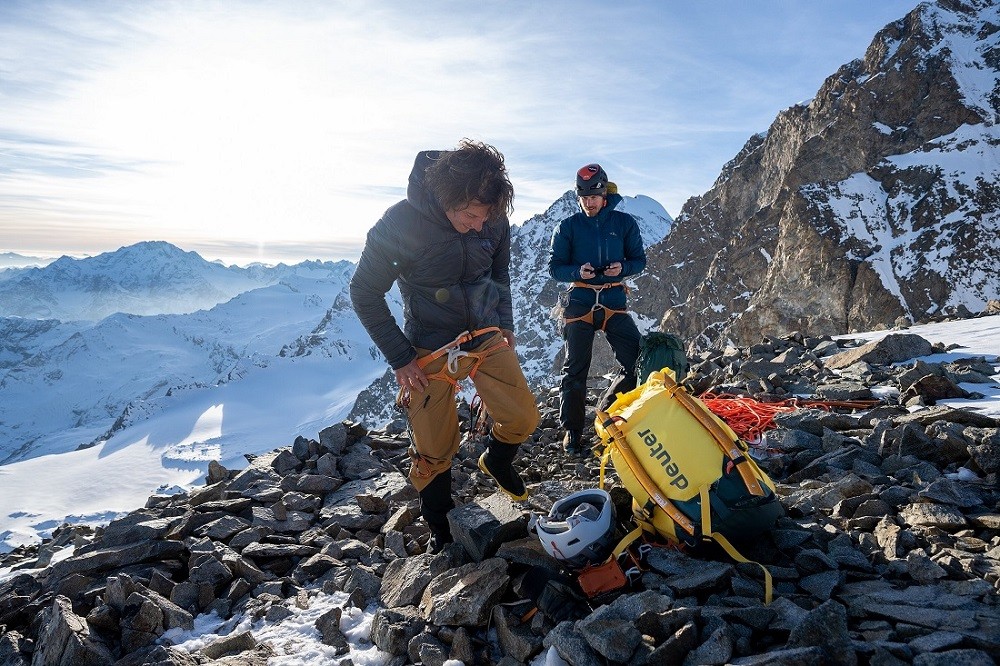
[395,326,509,408]
[699,393,881,443]
[563,282,628,332]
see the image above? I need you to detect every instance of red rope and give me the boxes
[698,393,881,443]
[699,393,797,442]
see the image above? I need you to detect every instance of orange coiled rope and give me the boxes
[699,393,882,443]
[699,393,798,443]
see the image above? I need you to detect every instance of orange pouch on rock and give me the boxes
[577,558,627,599]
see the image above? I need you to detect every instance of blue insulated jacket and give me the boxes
[350,151,513,370]
[548,193,646,311]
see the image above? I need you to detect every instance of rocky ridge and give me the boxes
[1,316,999,665]
[636,0,1000,348]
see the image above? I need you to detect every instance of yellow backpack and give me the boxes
[595,369,784,602]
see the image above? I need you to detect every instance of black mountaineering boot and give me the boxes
[478,435,528,501]
[419,469,455,553]
[562,429,583,455]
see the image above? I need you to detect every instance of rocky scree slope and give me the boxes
[1,317,999,665]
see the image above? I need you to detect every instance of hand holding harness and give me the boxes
[395,326,509,409]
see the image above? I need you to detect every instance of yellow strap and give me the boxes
[599,439,613,490]
[710,532,774,605]
[661,372,765,496]
[612,525,645,558]
[699,485,713,538]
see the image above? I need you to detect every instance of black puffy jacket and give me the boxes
[349,151,513,370]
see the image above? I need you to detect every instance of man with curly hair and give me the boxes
[350,140,540,553]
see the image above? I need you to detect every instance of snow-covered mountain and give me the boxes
[0,241,350,321]
[640,0,1000,347]
[0,245,395,469]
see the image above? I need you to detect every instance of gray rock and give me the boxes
[644,620,699,665]
[912,650,997,666]
[786,599,857,666]
[824,335,934,370]
[682,623,733,666]
[31,595,115,666]
[421,558,508,627]
[542,621,605,666]
[344,565,383,607]
[315,607,350,654]
[449,493,528,562]
[906,551,948,583]
[369,606,426,656]
[492,605,542,664]
[407,630,449,666]
[380,553,446,608]
[338,441,382,480]
[576,604,642,662]
[199,630,257,660]
[899,502,967,530]
[730,647,828,665]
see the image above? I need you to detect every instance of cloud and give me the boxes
[0,0,920,263]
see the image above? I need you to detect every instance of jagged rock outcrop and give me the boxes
[637,0,1000,347]
[1,320,998,664]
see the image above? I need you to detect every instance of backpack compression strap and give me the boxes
[597,411,697,537]
[660,373,766,497]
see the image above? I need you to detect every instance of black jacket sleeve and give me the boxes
[491,220,514,331]
[349,216,417,370]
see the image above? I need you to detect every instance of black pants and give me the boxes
[559,308,641,431]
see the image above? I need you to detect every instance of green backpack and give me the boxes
[635,332,689,384]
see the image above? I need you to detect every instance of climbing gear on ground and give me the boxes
[562,429,585,455]
[576,163,608,196]
[635,331,690,385]
[563,282,628,332]
[478,436,527,501]
[594,369,784,604]
[699,393,882,443]
[575,555,627,601]
[519,566,590,622]
[535,489,617,570]
[395,327,508,409]
[461,392,493,449]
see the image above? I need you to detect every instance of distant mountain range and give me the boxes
[0,241,354,321]
[0,193,672,465]
[0,251,53,270]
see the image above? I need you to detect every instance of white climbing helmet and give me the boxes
[535,488,616,569]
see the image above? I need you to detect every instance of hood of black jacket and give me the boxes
[406,150,453,229]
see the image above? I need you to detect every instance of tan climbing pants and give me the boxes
[406,332,540,491]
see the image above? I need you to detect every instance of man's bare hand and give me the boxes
[502,328,516,351]
[603,261,622,277]
[580,263,596,279]
[395,359,429,393]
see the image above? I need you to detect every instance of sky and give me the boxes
[0,0,920,266]
[2,314,997,664]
